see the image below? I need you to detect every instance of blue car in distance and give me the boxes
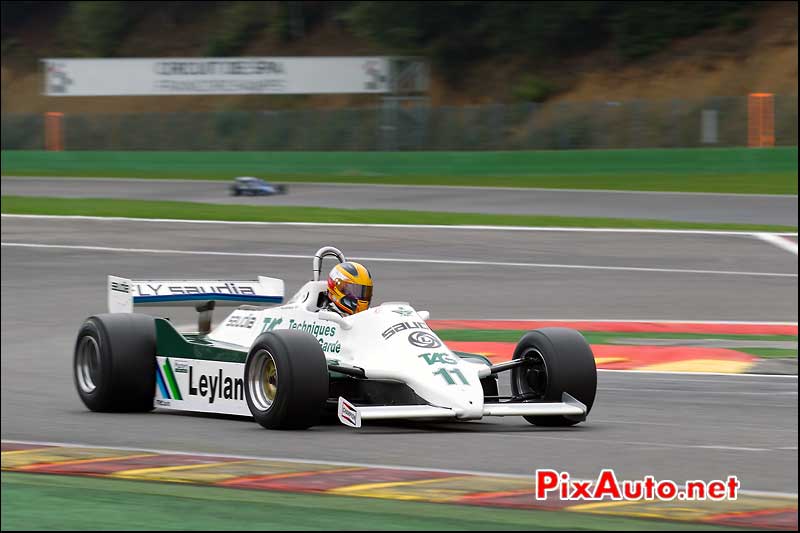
[230,176,288,196]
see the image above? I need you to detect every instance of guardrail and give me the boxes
[2,94,797,151]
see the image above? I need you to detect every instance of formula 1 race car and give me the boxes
[229,176,287,196]
[73,247,597,430]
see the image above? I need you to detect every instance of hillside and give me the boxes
[0,1,797,114]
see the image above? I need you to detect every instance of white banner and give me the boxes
[43,57,392,96]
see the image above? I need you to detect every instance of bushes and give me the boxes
[345,1,751,77]
[4,1,755,72]
[205,1,270,56]
[1,1,52,31]
[513,75,555,103]
[63,1,145,56]
[612,1,749,60]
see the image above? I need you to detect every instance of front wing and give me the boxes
[337,394,587,428]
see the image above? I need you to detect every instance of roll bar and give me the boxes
[313,246,347,281]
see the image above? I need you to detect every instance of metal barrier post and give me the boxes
[748,93,775,147]
[44,111,64,151]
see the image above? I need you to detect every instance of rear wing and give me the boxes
[108,275,284,312]
[108,275,284,333]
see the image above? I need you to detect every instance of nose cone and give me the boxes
[449,382,485,420]
[407,361,485,420]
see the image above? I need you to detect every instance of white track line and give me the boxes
[597,369,797,378]
[2,214,797,236]
[756,232,799,255]
[2,242,796,278]
[2,439,796,499]
[488,433,791,454]
[599,387,797,396]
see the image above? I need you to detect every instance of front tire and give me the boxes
[510,328,596,426]
[73,313,156,412]
[244,330,329,430]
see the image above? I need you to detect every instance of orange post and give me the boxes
[747,93,774,147]
[45,112,64,151]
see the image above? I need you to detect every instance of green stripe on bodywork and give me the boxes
[162,359,183,401]
[453,350,493,366]
[155,318,247,364]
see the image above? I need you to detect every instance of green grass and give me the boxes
[2,196,797,232]
[0,472,740,531]
[2,147,797,194]
[736,347,799,359]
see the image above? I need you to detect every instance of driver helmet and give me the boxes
[327,261,373,315]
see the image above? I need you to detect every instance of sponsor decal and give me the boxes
[391,307,414,317]
[341,402,357,425]
[288,319,337,337]
[418,352,457,365]
[154,358,251,416]
[260,317,284,333]
[156,358,183,401]
[188,366,244,404]
[261,318,341,354]
[110,280,130,293]
[226,314,257,329]
[338,397,361,428]
[382,321,429,340]
[320,339,342,354]
[137,282,257,296]
[133,281,281,304]
[417,352,467,385]
[408,331,441,349]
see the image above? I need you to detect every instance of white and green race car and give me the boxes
[73,246,597,430]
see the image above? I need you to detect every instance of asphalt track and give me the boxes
[3,177,799,225]
[1,217,797,493]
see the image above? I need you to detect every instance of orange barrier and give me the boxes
[44,112,64,151]
[747,93,774,147]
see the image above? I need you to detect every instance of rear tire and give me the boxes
[244,330,329,430]
[73,313,156,412]
[510,328,596,426]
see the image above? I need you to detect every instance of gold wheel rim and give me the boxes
[248,349,279,412]
[263,357,278,401]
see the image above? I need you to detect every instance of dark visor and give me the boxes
[342,282,373,302]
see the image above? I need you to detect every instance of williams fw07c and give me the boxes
[73,247,597,430]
